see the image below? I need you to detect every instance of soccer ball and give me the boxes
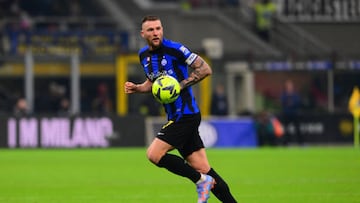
[152,75,180,104]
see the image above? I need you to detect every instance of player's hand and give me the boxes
[124,81,138,94]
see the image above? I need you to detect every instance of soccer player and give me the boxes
[124,15,237,203]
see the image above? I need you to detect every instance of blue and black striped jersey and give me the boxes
[138,38,200,120]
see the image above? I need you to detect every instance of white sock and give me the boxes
[196,174,207,184]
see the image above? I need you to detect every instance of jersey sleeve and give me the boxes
[178,45,198,66]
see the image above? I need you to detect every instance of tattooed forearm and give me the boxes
[180,57,212,89]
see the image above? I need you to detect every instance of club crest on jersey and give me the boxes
[161,58,167,66]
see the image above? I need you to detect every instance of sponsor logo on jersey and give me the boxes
[147,71,168,82]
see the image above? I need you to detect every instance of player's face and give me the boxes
[141,20,163,50]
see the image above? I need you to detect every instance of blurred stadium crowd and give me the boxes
[0,0,359,118]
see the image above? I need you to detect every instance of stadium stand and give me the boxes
[0,0,359,148]
[296,23,360,59]
[111,0,282,60]
[0,0,359,115]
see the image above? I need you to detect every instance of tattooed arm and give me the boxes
[180,56,212,90]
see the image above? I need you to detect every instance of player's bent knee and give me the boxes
[146,148,163,165]
[190,163,211,174]
[146,148,156,164]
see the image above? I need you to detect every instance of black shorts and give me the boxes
[157,113,204,158]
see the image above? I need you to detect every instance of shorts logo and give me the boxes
[162,120,174,129]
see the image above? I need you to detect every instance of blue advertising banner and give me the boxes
[199,118,257,148]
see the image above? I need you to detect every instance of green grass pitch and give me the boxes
[0,147,359,203]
